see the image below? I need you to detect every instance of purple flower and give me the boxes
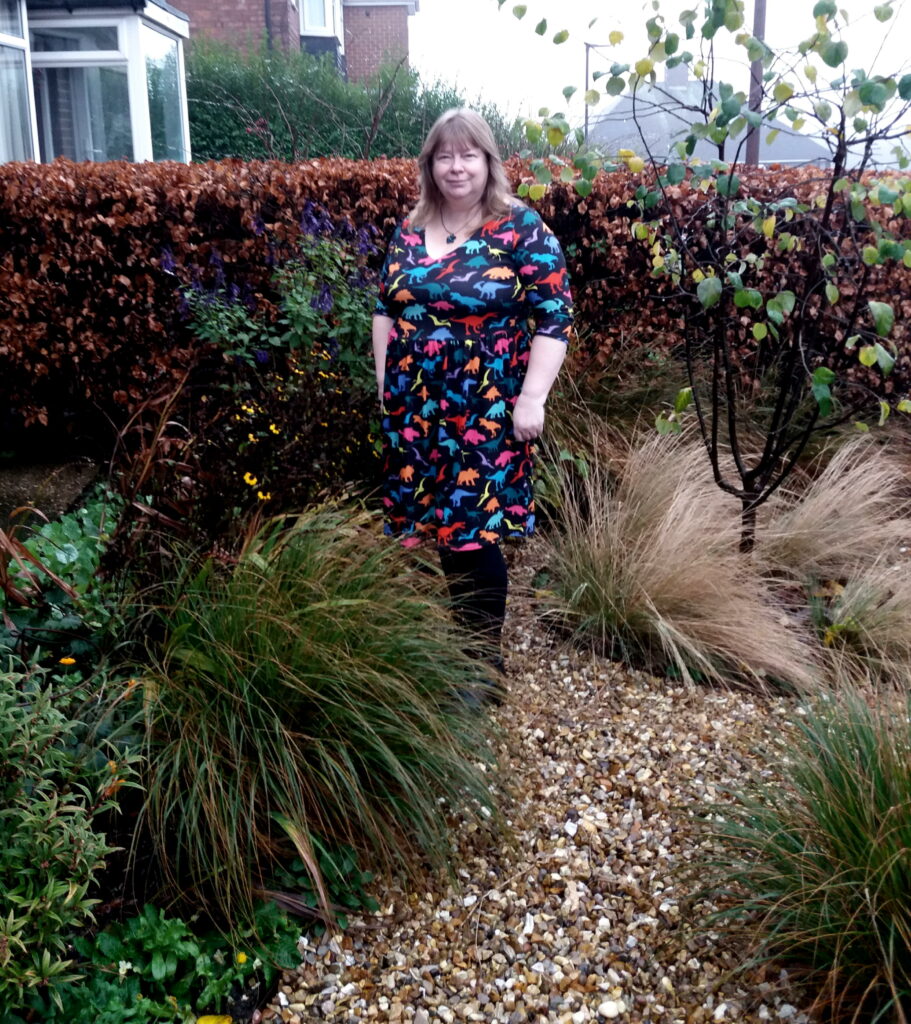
[160,247,176,274]
[311,282,334,313]
[254,349,270,364]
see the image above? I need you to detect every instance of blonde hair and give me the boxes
[409,108,514,228]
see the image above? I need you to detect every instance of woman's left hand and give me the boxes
[512,393,546,441]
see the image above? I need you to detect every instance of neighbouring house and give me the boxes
[587,64,833,168]
[176,0,419,81]
[1,0,191,163]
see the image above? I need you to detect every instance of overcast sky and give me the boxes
[409,0,911,123]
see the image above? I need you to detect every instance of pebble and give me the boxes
[262,542,813,1024]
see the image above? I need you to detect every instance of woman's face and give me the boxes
[432,136,488,209]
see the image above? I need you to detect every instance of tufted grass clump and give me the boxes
[139,505,496,928]
[538,423,818,690]
[701,688,911,1021]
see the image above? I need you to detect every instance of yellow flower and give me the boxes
[59,656,76,665]
[247,433,258,444]
[257,491,272,501]
[236,952,248,965]
[243,472,258,487]
[269,423,280,435]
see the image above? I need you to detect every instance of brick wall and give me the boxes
[344,4,409,81]
[182,0,301,53]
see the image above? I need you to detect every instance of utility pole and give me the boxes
[745,0,767,165]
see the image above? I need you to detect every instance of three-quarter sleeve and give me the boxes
[374,222,402,318]
[514,208,574,343]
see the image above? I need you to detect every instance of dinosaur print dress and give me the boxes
[375,203,574,551]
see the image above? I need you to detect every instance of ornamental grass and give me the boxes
[537,423,819,690]
[700,687,911,1022]
[139,505,496,927]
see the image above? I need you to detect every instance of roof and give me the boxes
[588,80,833,167]
[25,0,188,21]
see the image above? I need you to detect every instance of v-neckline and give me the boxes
[420,220,489,261]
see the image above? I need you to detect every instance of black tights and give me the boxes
[437,544,507,668]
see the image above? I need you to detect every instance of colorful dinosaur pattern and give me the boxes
[376,204,573,550]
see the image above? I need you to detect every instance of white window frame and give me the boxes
[28,5,189,163]
[301,0,343,41]
[0,0,39,160]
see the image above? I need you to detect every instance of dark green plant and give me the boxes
[0,660,140,1013]
[186,40,526,161]
[13,900,301,1024]
[139,505,497,927]
[700,689,911,1020]
[0,486,125,660]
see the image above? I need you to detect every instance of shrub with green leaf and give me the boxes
[700,689,911,1020]
[15,900,302,1024]
[139,505,497,926]
[0,661,138,1012]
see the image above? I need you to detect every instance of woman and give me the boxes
[372,107,573,700]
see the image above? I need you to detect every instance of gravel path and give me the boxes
[265,548,810,1024]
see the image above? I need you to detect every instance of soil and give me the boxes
[0,460,100,530]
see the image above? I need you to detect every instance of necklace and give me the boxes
[440,207,478,245]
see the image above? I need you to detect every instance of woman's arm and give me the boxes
[372,314,394,403]
[512,334,567,441]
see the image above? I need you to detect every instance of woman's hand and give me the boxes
[512,393,546,441]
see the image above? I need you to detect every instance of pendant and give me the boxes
[446,232,456,244]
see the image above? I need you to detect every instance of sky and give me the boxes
[409,0,911,125]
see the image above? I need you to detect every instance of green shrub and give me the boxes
[15,900,301,1024]
[0,661,138,1012]
[139,505,497,926]
[186,41,525,161]
[700,689,911,1020]
[0,486,125,660]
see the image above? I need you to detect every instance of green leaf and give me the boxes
[655,412,681,435]
[772,290,796,315]
[674,386,693,414]
[874,343,895,375]
[899,75,911,101]
[897,398,911,413]
[858,80,888,111]
[528,183,547,201]
[868,300,894,337]
[697,276,723,309]
[813,0,836,15]
[820,39,848,67]
[874,4,893,21]
[813,366,836,386]
[535,17,547,34]
[825,282,840,304]
[716,173,741,197]
[753,322,768,340]
[553,29,569,43]
[563,85,578,100]
[574,178,593,197]
[605,76,626,96]
[734,288,763,309]
[773,81,794,104]
[584,89,600,104]
[512,4,527,17]
[814,100,832,123]
[524,120,542,144]
[666,163,686,185]
[766,128,780,145]
[879,400,890,425]
[151,951,166,981]
[859,345,878,367]
[862,245,880,266]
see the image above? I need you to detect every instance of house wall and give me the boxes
[183,0,300,52]
[343,3,408,81]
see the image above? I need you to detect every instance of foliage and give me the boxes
[537,421,818,689]
[0,486,125,660]
[138,505,497,927]
[510,0,911,549]
[756,436,910,583]
[13,900,302,1024]
[186,41,527,162]
[700,688,911,1020]
[0,660,139,1013]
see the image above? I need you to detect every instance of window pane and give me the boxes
[0,44,33,161]
[33,64,132,161]
[142,26,185,161]
[304,0,327,29]
[31,26,119,52]
[0,0,22,38]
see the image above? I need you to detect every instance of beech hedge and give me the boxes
[0,157,908,436]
